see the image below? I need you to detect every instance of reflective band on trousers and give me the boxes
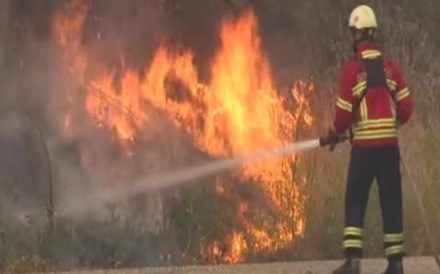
[385,245,404,256]
[343,239,363,249]
[344,226,363,236]
[384,233,404,243]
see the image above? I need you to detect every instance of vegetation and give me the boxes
[1,0,440,272]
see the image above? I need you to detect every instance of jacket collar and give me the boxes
[355,41,379,58]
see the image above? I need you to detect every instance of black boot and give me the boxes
[382,260,404,274]
[332,258,360,274]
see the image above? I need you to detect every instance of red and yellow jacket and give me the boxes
[333,41,414,146]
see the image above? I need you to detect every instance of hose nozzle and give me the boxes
[319,134,349,147]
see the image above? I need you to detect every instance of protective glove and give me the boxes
[319,128,348,151]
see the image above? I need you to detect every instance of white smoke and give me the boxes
[0,0,312,241]
[57,139,320,217]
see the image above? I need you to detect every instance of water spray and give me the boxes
[60,134,347,216]
[119,134,347,194]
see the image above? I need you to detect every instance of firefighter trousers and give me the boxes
[342,145,404,261]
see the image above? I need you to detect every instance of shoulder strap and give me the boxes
[352,53,388,112]
[348,51,389,142]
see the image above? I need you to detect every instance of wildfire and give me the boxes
[52,0,88,78]
[197,11,311,260]
[87,70,145,141]
[52,1,313,264]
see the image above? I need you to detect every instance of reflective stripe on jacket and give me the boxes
[333,41,413,146]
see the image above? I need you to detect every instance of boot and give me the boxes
[332,257,360,274]
[382,260,404,274]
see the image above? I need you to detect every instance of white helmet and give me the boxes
[348,5,378,29]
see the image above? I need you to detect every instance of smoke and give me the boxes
[50,0,243,223]
[0,0,322,268]
[0,0,312,231]
[59,138,320,217]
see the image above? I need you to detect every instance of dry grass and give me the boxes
[31,257,440,274]
[295,0,440,260]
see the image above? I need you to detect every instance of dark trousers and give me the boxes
[343,145,404,261]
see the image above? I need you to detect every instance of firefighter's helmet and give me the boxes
[348,5,378,29]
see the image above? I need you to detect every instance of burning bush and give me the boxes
[50,0,313,263]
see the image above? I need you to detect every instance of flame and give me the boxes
[224,232,248,264]
[204,11,283,156]
[52,0,88,78]
[52,1,313,264]
[87,70,145,141]
[141,47,202,129]
[198,11,309,260]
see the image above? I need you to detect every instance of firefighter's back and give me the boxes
[350,48,412,147]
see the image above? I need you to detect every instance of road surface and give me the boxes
[38,257,438,274]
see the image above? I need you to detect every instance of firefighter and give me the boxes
[328,5,414,274]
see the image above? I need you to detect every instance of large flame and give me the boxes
[52,2,313,264]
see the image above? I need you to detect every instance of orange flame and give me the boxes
[52,0,88,78]
[224,232,248,264]
[86,70,145,141]
[204,11,283,156]
[198,11,310,260]
[52,1,313,264]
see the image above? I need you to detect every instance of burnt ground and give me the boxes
[37,257,439,274]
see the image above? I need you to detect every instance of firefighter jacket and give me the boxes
[333,41,414,146]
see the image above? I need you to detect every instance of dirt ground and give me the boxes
[37,256,439,274]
